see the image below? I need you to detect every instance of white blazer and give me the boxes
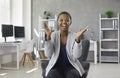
[44,30,85,77]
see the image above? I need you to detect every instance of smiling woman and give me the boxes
[42,11,88,78]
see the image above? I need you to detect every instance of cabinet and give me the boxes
[89,40,98,64]
[99,13,119,63]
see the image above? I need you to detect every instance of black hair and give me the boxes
[57,11,72,25]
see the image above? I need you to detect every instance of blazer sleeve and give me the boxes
[44,32,55,58]
[72,36,82,58]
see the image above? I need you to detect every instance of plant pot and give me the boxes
[107,14,112,18]
[46,16,49,19]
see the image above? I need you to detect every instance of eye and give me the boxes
[67,19,70,22]
[60,19,63,22]
[59,19,63,22]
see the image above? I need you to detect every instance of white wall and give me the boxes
[11,0,23,26]
[11,0,31,40]
[23,0,31,40]
[0,0,11,42]
[0,0,10,23]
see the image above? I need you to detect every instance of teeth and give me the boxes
[62,24,66,26]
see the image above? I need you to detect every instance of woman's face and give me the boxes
[57,14,71,32]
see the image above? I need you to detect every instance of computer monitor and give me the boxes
[14,26,25,38]
[2,24,13,42]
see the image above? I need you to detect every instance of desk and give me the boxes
[0,42,21,70]
[89,40,97,64]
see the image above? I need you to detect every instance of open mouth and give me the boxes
[61,24,67,29]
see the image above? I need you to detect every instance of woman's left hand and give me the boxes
[75,28,87,43]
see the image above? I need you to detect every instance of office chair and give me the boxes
[40,39,90,78]
[79,39,90,78]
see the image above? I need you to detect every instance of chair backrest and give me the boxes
[24,39,34,52]
[20,39,29,51]
[78,39,90,62]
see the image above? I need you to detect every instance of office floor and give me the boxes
[87,63,120,78]
[0,62,120,78]
[0,61,42,78]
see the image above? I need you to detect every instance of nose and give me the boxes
[63,20,67,24]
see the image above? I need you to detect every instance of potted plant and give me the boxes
[44,11,51,19]
[105,10,113,18]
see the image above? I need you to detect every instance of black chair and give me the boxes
[40,39,90,78]
[79,39,90,78]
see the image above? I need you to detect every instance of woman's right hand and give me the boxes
[42,21,52,40]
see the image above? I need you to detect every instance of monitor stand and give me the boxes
[4,37,7,42]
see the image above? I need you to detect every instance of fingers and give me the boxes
[79,26,89,31]
[84,26,89,30]
[76,26,88,38]
[79,28,86,34]
[42,21,49,34]
[76,26,89,42]
[42,21,53,39]
[83,28,87,33]
[49,27,52,32]
[42,21,48,29]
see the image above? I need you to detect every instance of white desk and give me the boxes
[89,40,97,64]
[0,42,21,70]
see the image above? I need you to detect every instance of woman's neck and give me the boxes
[60,31,68,44]
[60,30,68,37]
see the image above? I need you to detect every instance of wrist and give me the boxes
[47,35,51,40]
[75,38,80,43]
[45,34,51,41]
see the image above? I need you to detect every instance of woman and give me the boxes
[42,11,87,78]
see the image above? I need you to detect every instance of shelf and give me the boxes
[101,48,118,52]
[101,28,118,30]
[100,17,118,20]
[39,19,56,21]
[101,39,118,41]
[101,56,119,63]
[99,13,119,63]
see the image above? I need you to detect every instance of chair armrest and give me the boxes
[40,59,49,78]
[81,62,90,72]
[80,61,90,78]
[41,60,49,70]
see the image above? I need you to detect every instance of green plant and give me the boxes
[44,11,51,19]
[105,10,113,18]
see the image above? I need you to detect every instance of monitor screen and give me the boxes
[14,26,25,38]
[2,24,13,37]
